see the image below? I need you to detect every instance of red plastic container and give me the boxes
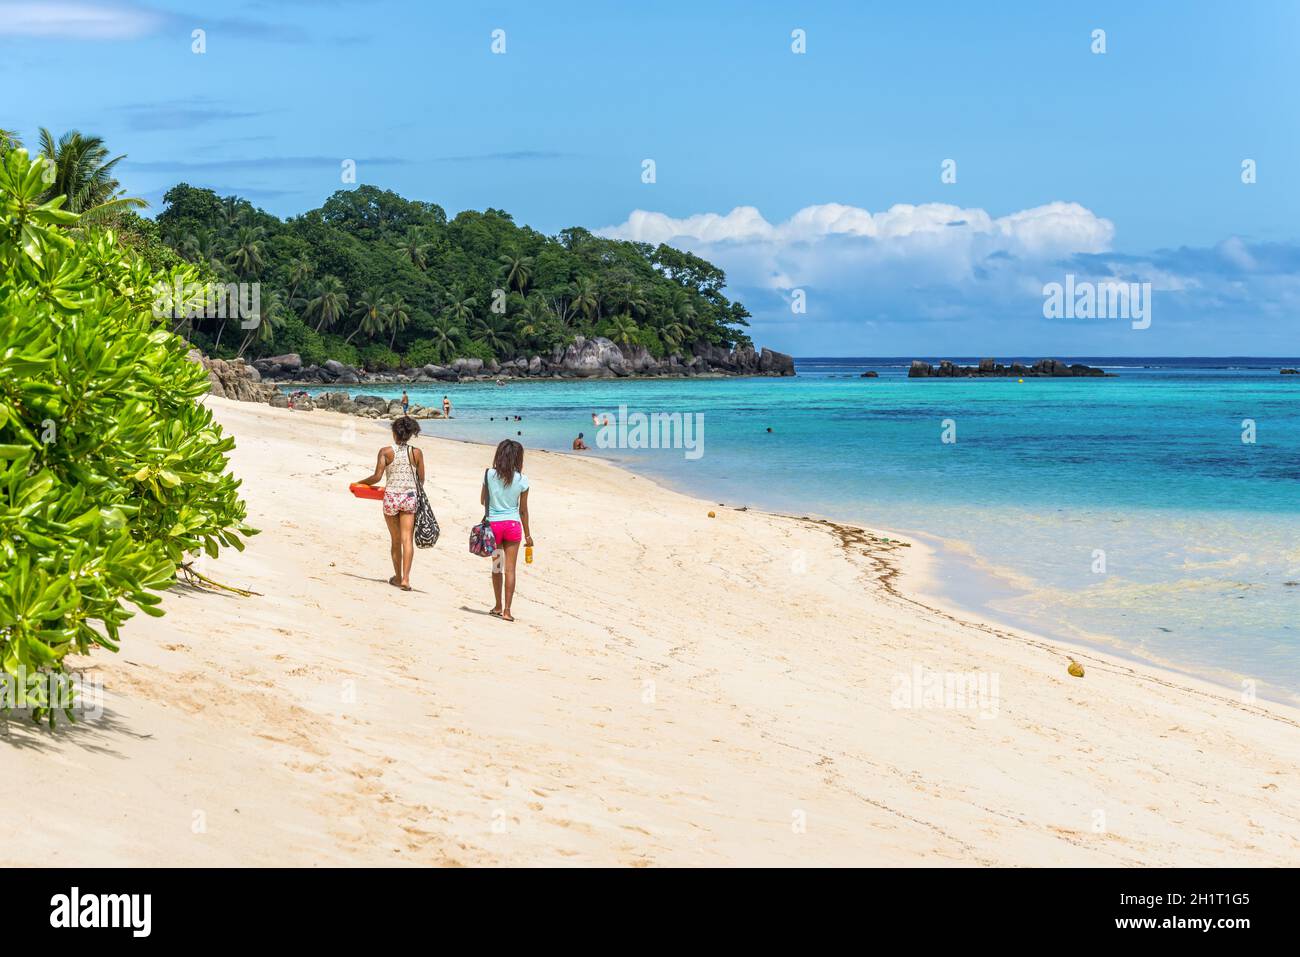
[349,483,385,500]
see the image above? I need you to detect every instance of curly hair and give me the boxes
[391,415,421,443]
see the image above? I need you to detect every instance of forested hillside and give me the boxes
[155,183,753,371]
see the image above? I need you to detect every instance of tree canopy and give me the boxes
[155,183,752,371]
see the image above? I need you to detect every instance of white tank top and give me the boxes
[385,444,418,492]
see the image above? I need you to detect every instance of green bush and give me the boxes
[457,339,496,363]
[317,334,360,368]
[0,148,255,723]
[403,338,443,368]
[358,343,401,372]
[271,315,328,365]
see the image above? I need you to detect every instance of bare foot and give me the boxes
[389,576,401,587]
[500,610,515,622]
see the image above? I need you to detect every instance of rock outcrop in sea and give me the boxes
[907,358,1109,378]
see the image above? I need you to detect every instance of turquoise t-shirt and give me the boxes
[485,468,529,522]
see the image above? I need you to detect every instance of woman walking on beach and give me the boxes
[481,439,533,621]
[356,415,425,591]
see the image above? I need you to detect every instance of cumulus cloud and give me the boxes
[599,201,1117,317]
[597,201,1300,354]
[602,201,1115,260]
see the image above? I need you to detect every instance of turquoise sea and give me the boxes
[309,358,1300,703]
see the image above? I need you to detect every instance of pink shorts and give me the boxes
[490,520,522,543]
[383,490,417,516]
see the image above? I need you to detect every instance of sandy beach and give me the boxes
[3,396,1297,867]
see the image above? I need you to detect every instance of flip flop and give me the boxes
[389,576,401,587]
[401,584,412,592]
[489,610,503,618]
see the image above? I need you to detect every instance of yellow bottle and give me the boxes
[525,545,534,564]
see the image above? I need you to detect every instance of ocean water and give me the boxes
[307,358,1300,702]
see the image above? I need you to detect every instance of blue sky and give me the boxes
[3,0,1298,355]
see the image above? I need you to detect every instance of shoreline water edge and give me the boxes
[194,349,1300,708]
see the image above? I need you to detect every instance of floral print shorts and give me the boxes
[383,490,417,516]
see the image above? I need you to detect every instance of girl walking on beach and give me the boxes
[481,439,533,621]
[356,415,425,591]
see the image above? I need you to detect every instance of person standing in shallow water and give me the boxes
[356,415,425,591]
[481,439,533,622]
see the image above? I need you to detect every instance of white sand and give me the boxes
[2,396,1297,866]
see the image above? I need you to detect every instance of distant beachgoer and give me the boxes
[766,427,773,433]
[591,411,609,427]
[356,415,425,592]
[481,439,533,622]
[572,432,588,451]
[401,390,409,414]
[496,379,506,387]
[442,395,452,418]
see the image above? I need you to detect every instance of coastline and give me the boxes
[900,527,1300,710]
[4,397,1297,866]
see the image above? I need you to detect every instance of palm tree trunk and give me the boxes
[213,319,227,352]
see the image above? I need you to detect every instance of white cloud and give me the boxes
[0,2,164,40]
[594,200,1300,354]
[601,201,1114,263]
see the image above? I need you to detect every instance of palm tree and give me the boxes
[345,287,387,344]
[286,256,314,300]
[384,296,410,349]
[571,276,601,327]
[472,313,514,356]
[304,276,348,332]
[220,195,249,229]
[447,287,476,326]
[36,128,146,222]
[625,285,649,319]
[498,252,533,294]
[180,228,224,271]
[225,225,265,278]
[398,229,431,270]
[656,314,690,351]
[0,129,20,155]
[428,315,462,359]
[669,287,698,343]
[516,293,552,348]
[607,313,638,348]
[235,289,286,359]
